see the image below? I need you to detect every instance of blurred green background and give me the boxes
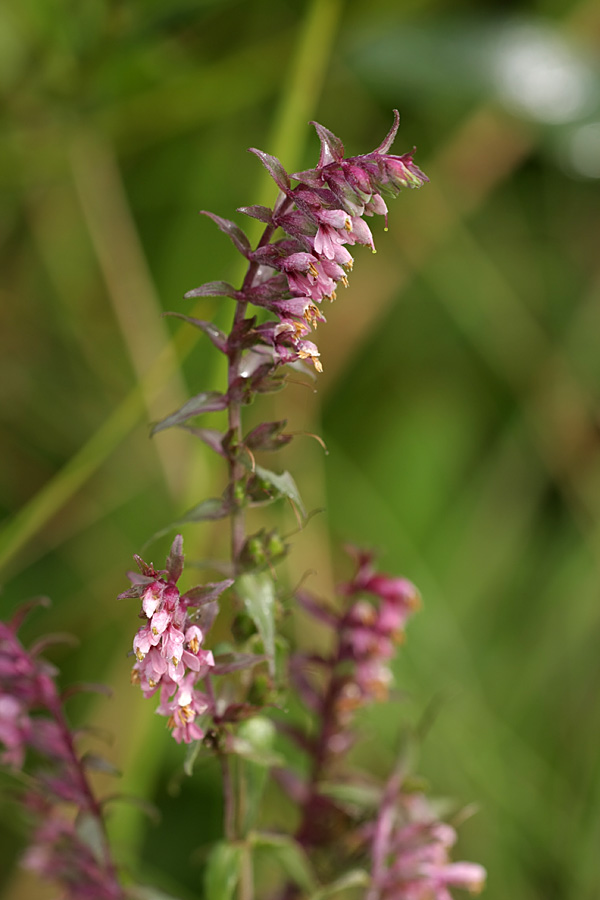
[1,0,600,898]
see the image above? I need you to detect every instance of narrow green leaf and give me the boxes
[178,497,232,523]
[142,499,231,547]
[251,832,318,895]
[309,869,371,899]
[151,392,227,435]
[183,739,202,777]
[236,718,278,833]
[204,841,243,900]
[254,465,306,518]
[128,885,185,900]
[80,753,121,778]
[74,812,106,862]
[317,780,381,811]
[237,572,276,676]
[163,312,228,352]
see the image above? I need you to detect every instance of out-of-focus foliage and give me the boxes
[1,0,599,898]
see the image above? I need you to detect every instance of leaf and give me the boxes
[80,753,121,778]
[183,739,202,777]
[178,497,232,524]
[151,392,228,435]
[201,211,251,257]
[204,841,243,900]
[192,600,219,633]
[237,204,274,224]
[245,420,292,451]
[181,578,234,608]
[317,781,382,811]
[142,500,232,547]
[219,703,266,724]
[237,572,276,677]
[182,280,240,300]
[178,426,225,456]
[310,120,345,167]
[248,148,291,192]
[212,652,266,675]
[163,312,228,352]
[251,832,318,895]
[309,870,371,900]
[254,465,306,518]
[234,717,277,834]
[129,886,186,900]
[74,812,106,863]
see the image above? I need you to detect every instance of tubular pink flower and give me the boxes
[124,536,224,743]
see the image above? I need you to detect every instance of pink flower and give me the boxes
[124,536,228,743]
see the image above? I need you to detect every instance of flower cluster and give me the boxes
[23,808,123,900]
[122,535,232,744]
[247,111,427,371]
[367,779,486,900]
[0,615,57,769]
[337,548,421,708]
[0,606,124,899]
[186,110,427,375]
[286,553,421,849]
[293,549,420,748]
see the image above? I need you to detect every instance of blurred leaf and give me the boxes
[317,781,381,811]
[212,652,266,675]
[163,312,229,352]
[237,572,276,676]
[80,753,121,778]
[309,869,371,899]
[151,392,228,435]
[183,740,202,778]
[204,841,243,900]
[236,717,278,833]
[179,498,232,523]
[251,831,318,895]
[129,886,185,900]
[74,812,106,862]
[253,465,306,518]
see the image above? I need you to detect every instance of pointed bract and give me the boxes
[248,148,291,193]
[310,120,345,167]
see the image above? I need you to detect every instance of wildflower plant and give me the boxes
[0,113,486,900]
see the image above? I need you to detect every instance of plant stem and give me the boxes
[49,697,121,889]
[226,206,292,571]
[220,751,236,843]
